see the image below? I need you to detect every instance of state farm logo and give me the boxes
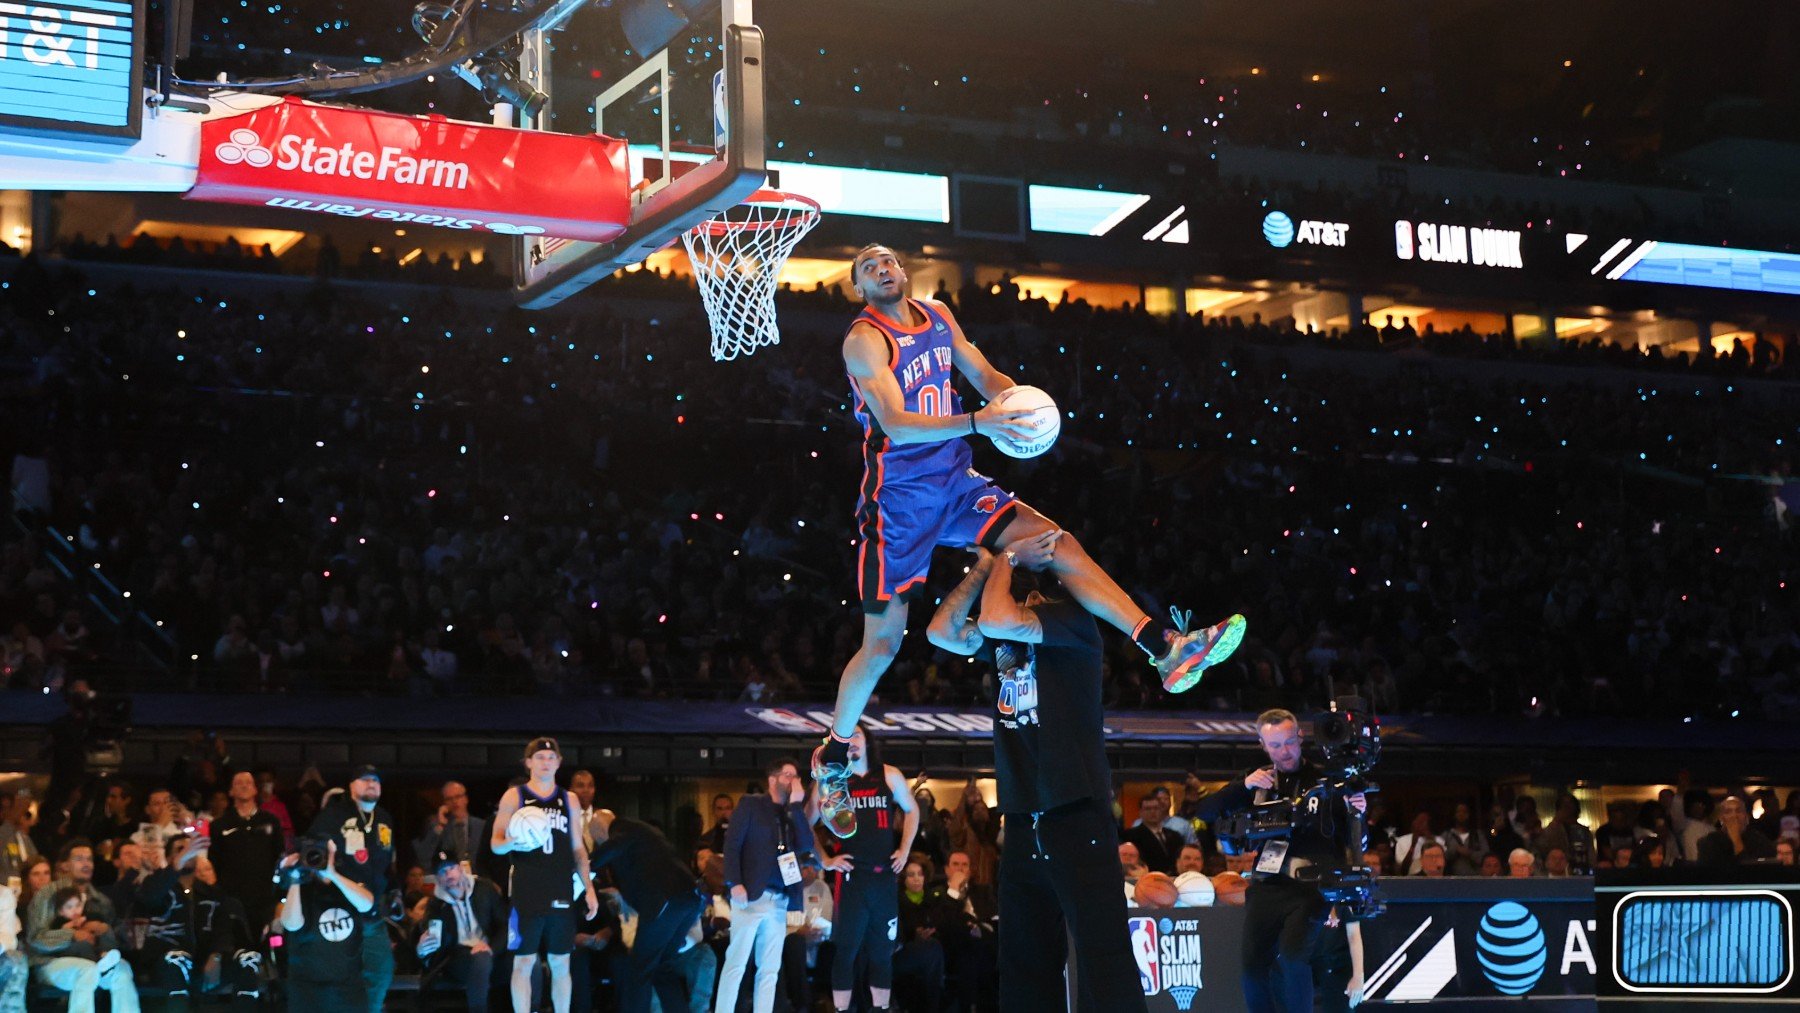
[214,128,273,168]
[213,127,474,191]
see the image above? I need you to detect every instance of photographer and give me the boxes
[1196,709,1368,1013]
[133,835,263,1010]
[277,838,373,1011]
[307,765,398,1011]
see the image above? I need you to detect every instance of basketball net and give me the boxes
[681,189,821,361]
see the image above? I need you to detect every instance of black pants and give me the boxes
[621,892,706,1013]
[288,976,364,1011]
[419,946,495,1013]
[1240,877,1325,1013]
[996,801,1146,1013]
[891,939,943,1013]
[137,935,264,1010]
[832,869,897,993]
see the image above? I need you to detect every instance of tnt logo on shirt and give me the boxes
[319,907,356,943]
[995,652,1039,729]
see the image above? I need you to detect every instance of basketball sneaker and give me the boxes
[811,736,858,839]
[1154,607,1247,694]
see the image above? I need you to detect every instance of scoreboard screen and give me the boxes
[0,0,144,140]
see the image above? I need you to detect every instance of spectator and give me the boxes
[1213,851,1254,907]
[1537,795,1595,873]
[1392,812,1442,877]
[209,770,286,936]
[414,856,505,1013]
[699,794,734,857]
[1121,792,1186,876]
[413,780,485,871]
[132,836,262,1010]
[1507,849,1537,878]
[892,859,946,1013]
[98,841,147,918]
[1415,842,1448,878]
[255,771,296,846]
[0,798,38,887]
[1485,804,1525,868]
[1696,797,1777,868]
[1442,803,1488,876]
[1544,847,1572,877]
[0,875,22,1013]
[568,770,597,851]
[1478,853,1504,877]
[1596,802,1649,865]
[715,757,812,1013]
[16,858,52,912]
[1171,844,1215,906]
[24,838,138,1013]
[944,783,998,887]
[1675,791,1717,864]
[1775,839,1796,867]
[933,850,997,1013]
[83,782,137,852]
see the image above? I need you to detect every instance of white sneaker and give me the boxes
[95,948,121,975]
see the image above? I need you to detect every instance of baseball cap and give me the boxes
[352,764,382,782]
[524,737,561,758]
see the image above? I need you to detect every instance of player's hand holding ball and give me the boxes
[978,386,1061,459]
[506,807,553,852]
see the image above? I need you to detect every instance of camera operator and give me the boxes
[277,838,373,1011]
[134,835,263,1010]
[307,765,398,1011]
[1196,709,1368,1013]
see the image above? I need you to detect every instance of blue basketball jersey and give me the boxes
[847,298,972,480]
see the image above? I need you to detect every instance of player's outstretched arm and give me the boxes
[926,552,994,656]
[929,298,1015,400]
[846,325,1037,446]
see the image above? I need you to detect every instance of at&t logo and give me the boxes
[1477,902,1547,995]
[1262,210,1348,249]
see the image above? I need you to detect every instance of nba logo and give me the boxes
[712,69,728,150]
[1129,917,1160,995]
[1394,220,1415,260]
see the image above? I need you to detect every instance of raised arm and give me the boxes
[927,553,994,656]
[977,550,1043,644]
[845,324,1036,446]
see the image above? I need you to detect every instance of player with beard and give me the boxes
[307,765,398,1012]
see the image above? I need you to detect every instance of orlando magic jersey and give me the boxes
[508,785,574,916]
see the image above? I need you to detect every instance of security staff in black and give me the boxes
[809,727,919,1013]
[588,809,709,1013]
[307,763,399,1013]
[277,838,374,1011]
[492,737,600,1013]
[927,544,1147,1013]
[1193,709,1368,1013]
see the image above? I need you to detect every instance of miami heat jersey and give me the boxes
[848,298,972,479]
[841,767,898,867]
[508,784,575,916]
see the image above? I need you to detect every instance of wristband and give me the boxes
[968,413,976,434]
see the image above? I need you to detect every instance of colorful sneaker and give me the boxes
[810,736,858,840]
[1154,608,1247,694]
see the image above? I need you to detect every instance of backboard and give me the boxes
[511,0,767,309]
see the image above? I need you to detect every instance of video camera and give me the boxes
[1215,697,1385,919]
[275,836,335,889]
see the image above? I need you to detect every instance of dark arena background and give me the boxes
[3,0,1800,1010]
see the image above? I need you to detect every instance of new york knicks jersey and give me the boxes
[848,298,973,480]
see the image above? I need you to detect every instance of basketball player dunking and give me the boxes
[813,244,1247,835]
[491,737,600,1013]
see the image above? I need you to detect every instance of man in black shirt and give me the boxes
[134,836,264,1010]
[928,541,1146,1013]
[1194,709,1368,1013]
[277,839,374,1011]
[1121,793,1185,876]
[307,764,399,1012]
[589,808,708,1013]
[210,771,285,936]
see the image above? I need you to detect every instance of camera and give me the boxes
[1216,697,1385,920]
[276,836,335,889]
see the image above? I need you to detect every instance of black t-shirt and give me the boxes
[589,817,698,918]
[209,808,286,913]
[1197,761,1354,871]
[285,879,363,981]
[989,598,1109,815]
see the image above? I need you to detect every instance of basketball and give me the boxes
[1134,872,1181,908]
[507,806,553,851]
[987,385,1061,459]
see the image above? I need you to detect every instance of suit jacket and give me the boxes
[1696,828,1777,868]
[722,794,812,905]
[1121,822,1185,876]
[415,876,508,959]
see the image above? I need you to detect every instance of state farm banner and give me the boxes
[188,97,630,241]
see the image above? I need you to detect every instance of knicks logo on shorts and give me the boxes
[975,495,998,514]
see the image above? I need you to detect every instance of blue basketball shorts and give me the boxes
[856,465,1019,615]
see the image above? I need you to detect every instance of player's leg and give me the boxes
[510,910,540,1013]
[813,601,912,838]
[511,953,538,1013]
[984,495,1246,694]
[863,871,899,1011]
[830,874,871,1010]
[547,953,573,1013]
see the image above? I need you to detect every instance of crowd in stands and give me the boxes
[1,750,1793,1011]
[3,251,1798,724]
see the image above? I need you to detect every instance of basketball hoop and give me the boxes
[682,189,822,361]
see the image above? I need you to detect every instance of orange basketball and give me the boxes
[1134,872,1180,907]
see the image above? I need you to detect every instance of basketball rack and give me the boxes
[510,1,769,309]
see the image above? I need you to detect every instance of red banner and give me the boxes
[187,97,630,242]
